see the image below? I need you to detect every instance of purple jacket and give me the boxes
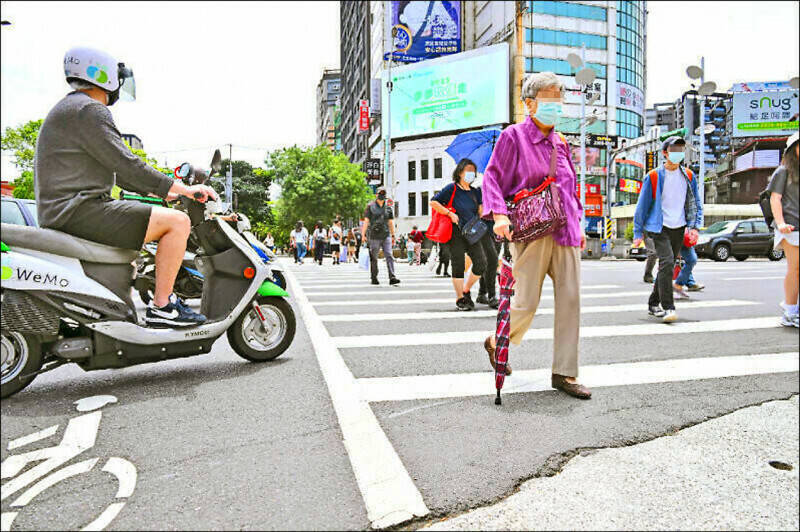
[481,117,584,247]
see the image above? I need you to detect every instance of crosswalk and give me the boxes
[282,257,798,528]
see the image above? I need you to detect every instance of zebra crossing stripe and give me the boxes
[333,316,780,349]
[356,352,799,402]
[312,291,652,307]
[319,300,759,322]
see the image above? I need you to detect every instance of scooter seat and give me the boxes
[1,223,140,264]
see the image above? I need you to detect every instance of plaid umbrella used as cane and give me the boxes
[494,242,515,405]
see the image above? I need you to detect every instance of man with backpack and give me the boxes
[633,136,703,322]
[361,187,401,285]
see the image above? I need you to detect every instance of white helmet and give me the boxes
[63,46,135,105]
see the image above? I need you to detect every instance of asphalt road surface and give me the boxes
[1,255,797,530]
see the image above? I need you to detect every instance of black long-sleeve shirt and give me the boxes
[34,91,174,229]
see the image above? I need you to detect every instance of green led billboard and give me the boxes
[382,43,510,139]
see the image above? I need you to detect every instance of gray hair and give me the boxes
[68,78,97,91]
[521,72,565,100]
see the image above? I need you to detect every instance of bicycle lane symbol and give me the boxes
[1,395,137,531]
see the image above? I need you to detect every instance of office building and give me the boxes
[339,1,372,165]
[316,69,341,151]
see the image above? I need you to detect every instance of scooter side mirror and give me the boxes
[176,162,192,179]
[210,149,222,174]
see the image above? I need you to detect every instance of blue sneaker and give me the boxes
[145,294,206,328]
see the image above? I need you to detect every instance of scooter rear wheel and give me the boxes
[228,296,296,361]
[1,331,42,398]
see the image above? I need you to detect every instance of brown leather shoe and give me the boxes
[551,374,591,399]
[484,336,511,375]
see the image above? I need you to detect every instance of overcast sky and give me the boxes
[1,1,798,180]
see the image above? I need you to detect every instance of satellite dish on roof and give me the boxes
[695,123,716,135]
[686,65,703,80]
[566,53,583,69]
[790,77,800,89]
[575,67,596,86]
[698,81,717,96]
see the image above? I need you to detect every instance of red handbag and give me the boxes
[426,185,457,243]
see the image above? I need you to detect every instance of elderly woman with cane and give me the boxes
[481,72,590,399]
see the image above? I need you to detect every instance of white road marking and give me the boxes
[282,260,429,527]
[722,276,785,281]
[313,290,653,307]
[320,300,760,322]
[74,395,117,412]
[102,457,137,498]
[10,458,99,507]
[82,503,126,532]
[358,352,800,402]
[7,425,59,451]
[333,316,781,349]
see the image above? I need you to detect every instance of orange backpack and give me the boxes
[647,167,693,200]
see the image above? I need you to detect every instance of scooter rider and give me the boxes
[35,46,217,327]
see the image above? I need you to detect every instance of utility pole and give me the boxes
[698,56,706,211]
[579,44,587,233]
[384,1,393,197]
[226,143,233,209]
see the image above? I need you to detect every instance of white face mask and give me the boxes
[464,171,476,184]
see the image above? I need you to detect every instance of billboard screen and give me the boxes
[732,89,799,138]
[389,1,461,63]
[383,43,510,139]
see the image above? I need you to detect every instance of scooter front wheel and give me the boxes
[228,297,296,361]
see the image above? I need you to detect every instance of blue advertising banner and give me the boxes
[389,1,461,63]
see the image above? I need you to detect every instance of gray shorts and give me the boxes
[58,197,152,251]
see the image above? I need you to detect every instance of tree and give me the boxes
[266,145,372,236]
[11,172,34,199]
[1,119,42,174]
[212,159,273,227]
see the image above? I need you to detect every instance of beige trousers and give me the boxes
[509,235,581,377]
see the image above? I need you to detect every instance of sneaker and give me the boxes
[456,296,472,311]
[687,283,705,292]
[476,293,489,305]
[146,294,206,328]
[643,273,654,283]
[648,305,666,318]
[462,291,475,310]
[780,311,799,328]
[662,309,678,323]
[487,296,500,309]
[673,284,690,299]
[371,279,380,285]
[389,277,401,285]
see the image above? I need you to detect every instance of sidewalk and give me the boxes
[424,395,799,531]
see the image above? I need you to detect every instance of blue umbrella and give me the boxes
[445,128,502,173]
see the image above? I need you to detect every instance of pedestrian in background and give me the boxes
[409,225,424,266]
[481,72,589,398]
[355,221,363,261]
[406,236,415,264]
[431,158,486,311]
[768,132,799,327]
[643,236,657,283]
[633,136,703,323]
[290,220,309,266]
[330,218,343,265]
[312,220,326,265]
[436,242,451,277]
[361,186,401,285]
[346,228,357,263]
[263,232,275,252]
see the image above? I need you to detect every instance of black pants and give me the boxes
[448,224,487,279]
[647,226,685,311]
[293,245,298,263]
[478,234,500,298]
[331,243,341,264]
[314,241,324,264]
[436,243,451,275]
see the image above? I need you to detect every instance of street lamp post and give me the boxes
[686,58,716,224]
[567,45,597,233]
[384,2,394,200]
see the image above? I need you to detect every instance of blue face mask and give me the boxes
[534,102,563,126]
[464,171,476,184]
[667,152,685,164]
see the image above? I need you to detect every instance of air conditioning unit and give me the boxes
[731,181,740,189]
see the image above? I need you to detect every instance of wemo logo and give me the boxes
[749,95,795,111]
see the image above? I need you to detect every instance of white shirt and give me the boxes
[661,167,688,229]
[330,225,342,244]
[264,236,274,247]
[291,228,309,245]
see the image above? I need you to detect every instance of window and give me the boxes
[408,160,416,181]
[421,159,429,180]
[616,109,643,139]
[526,57,607,78]
[408,193,416,216]
[421,192,429,216]
[753,220,770,233]
[434,158,442,179]
[0,200,26,225]
[736,222,754,234]
[527,28,607,50]
[529,1,606,21]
